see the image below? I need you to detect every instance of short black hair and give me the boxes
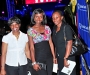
[52,10,66,23]
[52,10,63,16]
[31,8,47,26]
[8,16,21,26]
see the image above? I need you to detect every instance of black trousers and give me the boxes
[5,64,27,75]
[31,57,53,75]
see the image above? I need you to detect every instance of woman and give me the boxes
[1,16,31,75]
[27,8,56,75]
[52,10,76,75]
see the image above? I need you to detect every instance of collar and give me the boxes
[10,31,22,38]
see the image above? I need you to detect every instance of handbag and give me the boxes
[63,25,88,57]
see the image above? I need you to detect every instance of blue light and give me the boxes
[55,3,66,7]
[0,0,15,20]
[23,9,26,10]
[16,10,19,11]
[23,6,25,8]
[6,0,15,19]
[45,11,53,17]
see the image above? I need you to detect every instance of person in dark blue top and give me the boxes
[52,10,76,75]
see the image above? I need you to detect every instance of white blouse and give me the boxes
[2,31,28,66]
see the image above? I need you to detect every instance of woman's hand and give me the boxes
[64,59,70,68]
[33,64,41,71]
[1,68,6,75]
[53,58,57,64]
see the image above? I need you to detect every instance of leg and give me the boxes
[5,64,19,75]
[30,67,38,75]
[18,64,27,75]
[46,57,53,75]
[58,58,67,75]
[28,67,37,75]
[37,69,47,75]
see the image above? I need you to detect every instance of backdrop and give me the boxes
[77,0,90,75]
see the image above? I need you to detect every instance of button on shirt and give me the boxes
[2,31,28,66]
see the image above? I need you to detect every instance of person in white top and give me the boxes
[1,16,31,75]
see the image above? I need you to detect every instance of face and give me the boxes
[10,22,20,32]
[34,13,43,24]
[52,12,63,26]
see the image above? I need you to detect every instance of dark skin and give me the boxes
[28,13,56,71]
[1,22,31,75]
[52,12,72,67]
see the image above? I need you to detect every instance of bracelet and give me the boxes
[64,57,68,60]
[32,62,36,65]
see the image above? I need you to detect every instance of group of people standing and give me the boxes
[1,8,76,75]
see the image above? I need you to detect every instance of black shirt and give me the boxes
[52,22,73,58]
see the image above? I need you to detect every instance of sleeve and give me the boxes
[2,35,8,43]
[46,25,52,35]
[65,25,73,41]
[27,28,33,36]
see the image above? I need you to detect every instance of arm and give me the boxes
[64,40,72,59]
[64,25,73,67]
[1,42,7,75]
[64,25,73,59]
[64,40,72,67]
[28,36,35,63]
[25,42,31,60]
[49,36,56,61]
[28,35,40,71]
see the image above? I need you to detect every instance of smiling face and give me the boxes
[52,12,63,26]
[34,13,43,24]
[10,22,20,33]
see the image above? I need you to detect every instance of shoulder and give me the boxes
[45,25,51,30]
[3,32,12,38]
[27,27,34,36]
[2,32,12,43]
[65,24,71,28]
[64,24,71,31]
[45,25,51,31]
[27,27,32,32]
[45,25,51,34]
[27,27,33,31]
[20,31,28,41]
[20,31,28,37]
[45,25,50,28]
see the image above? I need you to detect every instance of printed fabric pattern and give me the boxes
[27,25,51,43]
